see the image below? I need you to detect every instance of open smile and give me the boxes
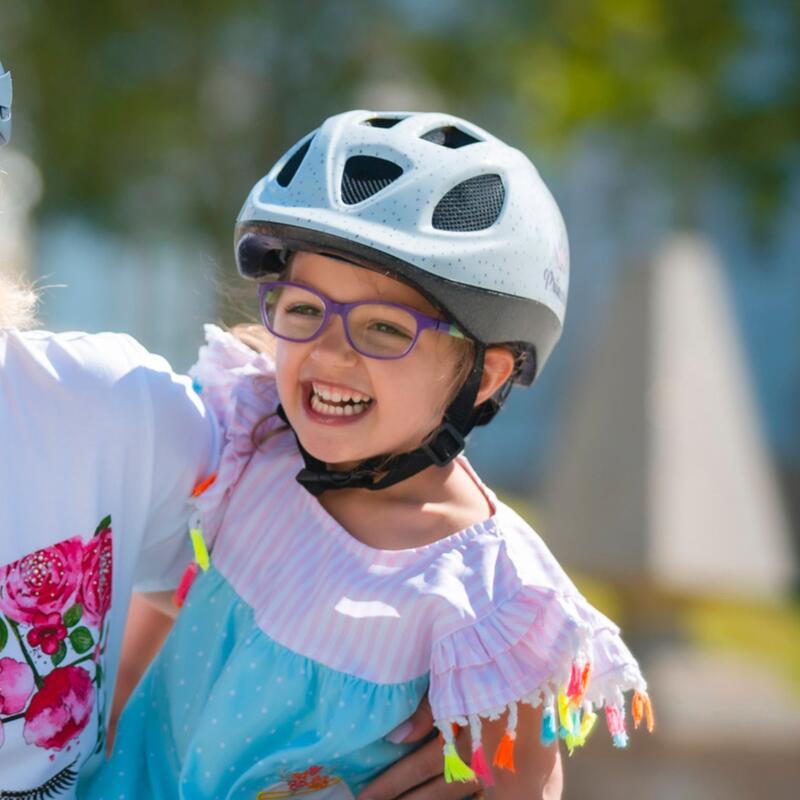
[302,380,374,424]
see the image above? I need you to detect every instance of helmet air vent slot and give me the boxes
[432,174,505,231]
[341,156,403,205]
[362,116,405,128]
[276,135,315,187]
[421,126,480,149]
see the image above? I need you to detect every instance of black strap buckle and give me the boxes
[422,422,465,467]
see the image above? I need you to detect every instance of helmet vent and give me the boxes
[421,126,480,149]
[362,116,405,128]
[432,174,505,231]
[341,156,403,205]
[276,135,315,187]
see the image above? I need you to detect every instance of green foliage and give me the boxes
[1,0,796,244]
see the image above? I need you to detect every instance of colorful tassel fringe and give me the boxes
[605,704,628,748]
[470,744,495,786]
[191,472,217,498]
[438,659,653,780]
[632,690,655,732]
[172,562,198,608]
[190,527,211,572]
[443,743,476,783]
[540,702,557,746]
[493,731,516,772]
[566,661,591,706]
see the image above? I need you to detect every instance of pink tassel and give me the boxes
[471,744,495,786]
[172,562,198,608]
[566,662,582,697]
[605,704,625,736]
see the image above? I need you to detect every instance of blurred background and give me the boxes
[1,1,798,797]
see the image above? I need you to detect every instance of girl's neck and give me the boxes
[317,458,495,551]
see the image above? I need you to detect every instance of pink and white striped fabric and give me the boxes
[189,325,646,726]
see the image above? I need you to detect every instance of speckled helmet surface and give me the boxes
[235,109,569,385]
[0,61,11,146]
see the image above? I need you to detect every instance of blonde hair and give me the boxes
[0,270,39,330]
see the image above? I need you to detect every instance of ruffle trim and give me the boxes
[173,325,280,609]
[431,585,652,784]
[187,324,279,524]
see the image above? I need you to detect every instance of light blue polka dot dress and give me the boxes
[80,567,428,799]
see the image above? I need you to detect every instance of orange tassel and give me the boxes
[492,731,516,773]
[643,693,655,732]
[580,662,591,694]
[632,692,644,728]
[191,472,217,497]
[632,691,655,732]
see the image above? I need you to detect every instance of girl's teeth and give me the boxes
[310,393,368,417]
[311,383,371,404]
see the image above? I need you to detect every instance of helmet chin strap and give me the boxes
[278,346,486,496]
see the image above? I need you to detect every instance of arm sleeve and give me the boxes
[428,511,652,781]
[126,336,219,591]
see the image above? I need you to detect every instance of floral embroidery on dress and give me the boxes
[0,516,112,760]
[256,766,354,799]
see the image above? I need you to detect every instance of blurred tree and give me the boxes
[404,0,799,240]
[1,0,797,244]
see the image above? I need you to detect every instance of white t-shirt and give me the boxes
[0,329,217,795]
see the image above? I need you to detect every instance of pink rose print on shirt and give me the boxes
[0,515,113,759]
[26,612,69,656]
[0,657,35,714]
[79,522,112,627]
[23,665,94,750]
[0,537,83,624]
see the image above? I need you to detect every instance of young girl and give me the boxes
[82,110,652,799]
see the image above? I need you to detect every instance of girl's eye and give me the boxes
[368,321,414,340]
[286,303,323,317]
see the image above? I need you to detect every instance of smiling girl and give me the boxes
[81,110,651,800]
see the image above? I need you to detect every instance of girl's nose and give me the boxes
[309,313,358,364]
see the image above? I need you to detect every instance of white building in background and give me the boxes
[35,220,218,371]
[0,147,42,279]
[541,235,796,599]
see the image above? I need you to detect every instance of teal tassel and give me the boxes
[612,732,629,748]
[541,707,557,746]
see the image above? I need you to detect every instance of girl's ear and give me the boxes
[475,346,516,406]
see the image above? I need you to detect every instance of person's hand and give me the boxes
[356,694,482,800]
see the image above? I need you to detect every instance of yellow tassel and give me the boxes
[492,731,516,773]
[190,527,210,572]
[443,743,476,783]
[563,708,597,754]
[558,691,574,734]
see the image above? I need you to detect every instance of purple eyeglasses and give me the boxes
[258,281,465,360]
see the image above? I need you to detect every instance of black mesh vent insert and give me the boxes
[276,135,314,187]
[421,126,480,148]
[432,174,505,231]
[362,116,405,128]
[341,156,403,205]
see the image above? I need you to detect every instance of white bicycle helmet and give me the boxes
[234,110,570,493]
[0,61,11,146]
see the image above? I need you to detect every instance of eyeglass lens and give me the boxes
[263,284,419,359]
